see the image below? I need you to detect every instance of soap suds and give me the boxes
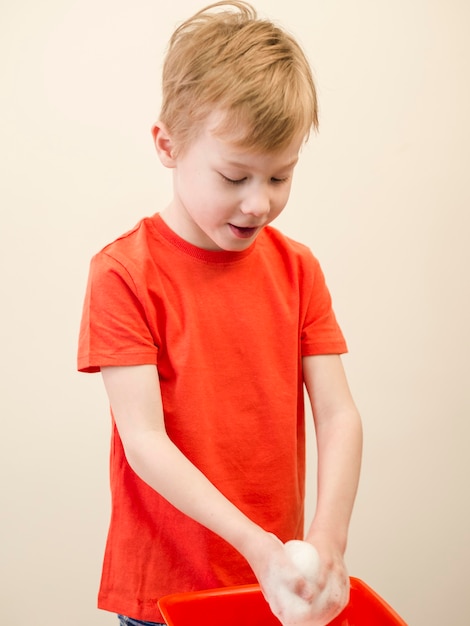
[263,540,346,626]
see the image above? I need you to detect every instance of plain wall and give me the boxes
[1,1,469,624]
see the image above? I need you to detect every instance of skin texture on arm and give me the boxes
[303,354,362,551]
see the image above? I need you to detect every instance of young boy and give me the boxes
[78,2,362,625]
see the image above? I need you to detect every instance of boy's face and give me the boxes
[157,114,303,251]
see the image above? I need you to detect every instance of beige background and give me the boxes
[1,1,469,624]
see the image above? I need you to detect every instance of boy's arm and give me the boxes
[100,364,285,579]
[302,353,363,595]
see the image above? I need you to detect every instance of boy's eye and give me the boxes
[220,174,289,185]
[220,174,246,185]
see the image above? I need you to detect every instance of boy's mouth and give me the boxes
[229,224,259,239]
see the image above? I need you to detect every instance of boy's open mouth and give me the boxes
[229,224,259,239]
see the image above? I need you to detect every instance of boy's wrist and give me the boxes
[305,524,348,557]
[237,526,280,561]
[236,527,284,579]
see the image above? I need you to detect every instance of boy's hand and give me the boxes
[249,537,349,626]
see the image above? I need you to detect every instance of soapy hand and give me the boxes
[262,540,349,626]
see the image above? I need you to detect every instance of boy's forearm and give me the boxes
[301,354,363,554]
[305,407,362,553]
[124,429,270,558]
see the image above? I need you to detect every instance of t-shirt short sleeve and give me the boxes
[77,252,159,373]
[300,253,347,356]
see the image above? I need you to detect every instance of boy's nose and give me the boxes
[240,188,271,218]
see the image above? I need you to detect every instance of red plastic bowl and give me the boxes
[158,577,407,626]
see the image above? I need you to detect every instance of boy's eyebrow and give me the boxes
[225,156,300,170]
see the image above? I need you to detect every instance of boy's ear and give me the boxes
[152,121,177,168]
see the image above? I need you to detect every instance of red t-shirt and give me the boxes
[78,214,347,621]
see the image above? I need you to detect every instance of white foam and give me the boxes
[263,540,345,626]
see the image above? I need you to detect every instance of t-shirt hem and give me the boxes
[98,596,163,623]
[301,341,348,356]
[78,353,158,373]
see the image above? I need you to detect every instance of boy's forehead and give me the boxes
[210,136,302,173]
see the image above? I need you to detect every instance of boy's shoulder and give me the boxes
[91,214,170,271]
[99,214,156,255]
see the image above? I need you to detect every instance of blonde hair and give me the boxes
[160,1,318,154]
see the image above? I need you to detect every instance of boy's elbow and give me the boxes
[120,428,168,479]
